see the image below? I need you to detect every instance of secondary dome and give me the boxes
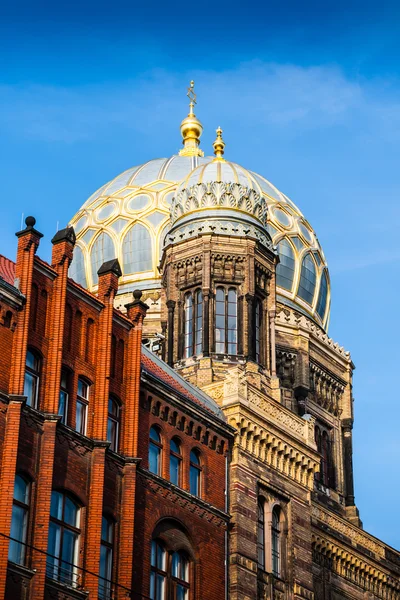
[68,85,330,330]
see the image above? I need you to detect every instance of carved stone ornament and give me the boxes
[170,181,268,227]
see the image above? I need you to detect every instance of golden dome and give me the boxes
[68,82,331,331]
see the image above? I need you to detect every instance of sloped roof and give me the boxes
[141,346,225,420]
[0,255,16,286]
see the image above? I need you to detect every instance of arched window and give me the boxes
[316,270,328,320]
[315,426,333,488]
[122,224,152,274]
[59,368,69,425]
[150,540,190,600]
[255,298,263,364]
[99,516,114,600]
[24,349,40,408]
[271,506,281,577]
[276,239,295,291]
[189,450,202,497]
[47,491,80,586]
[322,431,330,487]
[69,245,88,288]
[76,378,89,435]
[169,438,182,486]
[257,499,265,570]
[298,253,316,305]
[215,287,238,355]
[107,397,120,452]
[85,318,95,363]
[91,233,115,285]
[8,475,30,565]
[149,427,162,475]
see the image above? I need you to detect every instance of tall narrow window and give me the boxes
[47,491,80,586]
[24,349,40,408]
[276,240,295,291]
[171,551,189,599]
[99,516,114,600]
[149,427,162,475]
[257,499,265,570]
[271,507,281,577]
[76,379,89,435]
[184,290,203,358]
[194,290,203,355]
[215,287,238,355]
[8,475,30,565]
[215,287,225,353]
[227,288,237,354]
[150,540,166,600]
[107,397,120,452]
[255,299,262,363]
[169,438,182,486]
[189,450,201,497]
[59,369,69,425]
[322,431,330,487]
[184,293,193,359]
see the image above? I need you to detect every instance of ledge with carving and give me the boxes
[312,504,400,570]
[227,410,319,491]
[312,531,400,599]
[276,305,351,362]
[138,468,229,529]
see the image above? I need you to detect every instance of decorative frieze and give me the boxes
[309,361,345,416]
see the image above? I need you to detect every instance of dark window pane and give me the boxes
[149,443,161,475]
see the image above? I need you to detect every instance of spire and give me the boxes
[179,80,204,157]
[213,126,225,160]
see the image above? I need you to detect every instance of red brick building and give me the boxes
[0,217,233,600]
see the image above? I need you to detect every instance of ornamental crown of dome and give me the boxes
[67,81,331,331]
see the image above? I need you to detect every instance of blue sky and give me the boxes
[1,0,399,547]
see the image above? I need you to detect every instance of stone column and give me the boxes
[269,310,276,376]
[246,293,255,361]
[166,300,175,366]
[202,291,210,357]
[342,418,355,506]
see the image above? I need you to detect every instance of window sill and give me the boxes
[46,576,88,599]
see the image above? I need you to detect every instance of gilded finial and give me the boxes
[179,80,204,157]
[213,126,225,160]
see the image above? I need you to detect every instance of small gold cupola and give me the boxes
[179,81,204,157]
[213,126,225,160]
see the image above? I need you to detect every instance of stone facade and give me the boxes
[160,224,400,600]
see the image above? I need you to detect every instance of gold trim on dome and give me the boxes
[179,81,204,157]
[213,126,226,160]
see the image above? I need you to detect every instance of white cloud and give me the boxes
[1,62,400,143]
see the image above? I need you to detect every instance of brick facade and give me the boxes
[0,218,233,600]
